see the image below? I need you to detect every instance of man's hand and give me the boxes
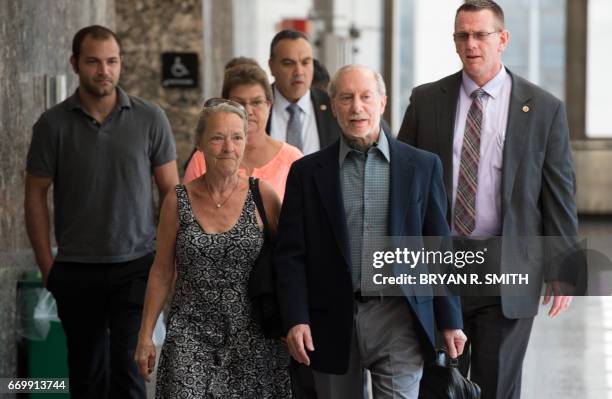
[286,324,314,366]
[542,281,573,317]
[441,329,467,359]
[24,173,55,286]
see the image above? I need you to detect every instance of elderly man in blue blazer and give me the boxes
[275,64,466,399]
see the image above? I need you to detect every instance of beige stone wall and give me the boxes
[116,0,205,173]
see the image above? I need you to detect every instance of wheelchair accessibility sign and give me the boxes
[162,52,198,88]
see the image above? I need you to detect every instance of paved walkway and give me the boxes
[522,216,612,398]
[522,297,610,398]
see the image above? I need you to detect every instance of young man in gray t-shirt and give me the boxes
[24,25,178,399]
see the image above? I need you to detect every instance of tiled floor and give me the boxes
[521,297,607,398]
[521,216,612,398]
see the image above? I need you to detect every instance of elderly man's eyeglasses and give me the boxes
[203,98,246,113]
[453,31,501,42]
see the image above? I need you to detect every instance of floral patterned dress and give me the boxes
[155,184,290,398]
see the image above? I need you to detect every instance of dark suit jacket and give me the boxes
[397,69,579,319]
[274,132,463,374]
[266,87,341,150]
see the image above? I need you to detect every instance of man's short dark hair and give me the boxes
[269,29,309,59]
[72,25,122,60]
[456,0,505,29]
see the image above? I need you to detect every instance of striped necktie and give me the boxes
[454,88,485,236]
[286,103,303,151]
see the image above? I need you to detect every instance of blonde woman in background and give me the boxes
[184,63,302,200]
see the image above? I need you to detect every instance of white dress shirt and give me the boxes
[270,86,320,155]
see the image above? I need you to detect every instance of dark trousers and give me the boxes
[289,359,318,398]
[47,252,154,399]
[458,297,534,399]
[289,357,369,399]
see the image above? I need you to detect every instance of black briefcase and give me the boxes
[418,349,481,399]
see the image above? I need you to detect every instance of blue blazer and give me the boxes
[274,131,463,374]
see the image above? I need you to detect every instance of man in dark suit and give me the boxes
[275,64,466,399]
[266,30,342,399]
[397,1,578,398]
[267,30,341,154]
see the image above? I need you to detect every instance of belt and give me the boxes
[354,290,384,303]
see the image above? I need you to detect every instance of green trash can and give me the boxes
[17,271,69,398]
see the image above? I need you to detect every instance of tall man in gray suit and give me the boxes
[397,1,578,399]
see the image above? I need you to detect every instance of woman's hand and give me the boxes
[134,336,157,382]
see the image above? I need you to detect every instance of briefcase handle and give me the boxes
[434,348,459,368]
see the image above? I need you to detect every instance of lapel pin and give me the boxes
[320,104,327,111]
[522,105,530,113]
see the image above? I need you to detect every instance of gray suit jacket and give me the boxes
[397,69,579,319]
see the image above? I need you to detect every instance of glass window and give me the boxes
[500,0,566,101]
[395,0,566,131]
[586,0,612,138]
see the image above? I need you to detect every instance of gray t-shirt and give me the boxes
[26,87,176,263]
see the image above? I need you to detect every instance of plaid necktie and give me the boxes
[286,103,303,151]
[454,88,485,236]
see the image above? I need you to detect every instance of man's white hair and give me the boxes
[327,64,387,98]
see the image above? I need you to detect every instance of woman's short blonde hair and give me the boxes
[194,102,248,146]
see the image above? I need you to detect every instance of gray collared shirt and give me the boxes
[26,86,176,263]
[339,131,390,291]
